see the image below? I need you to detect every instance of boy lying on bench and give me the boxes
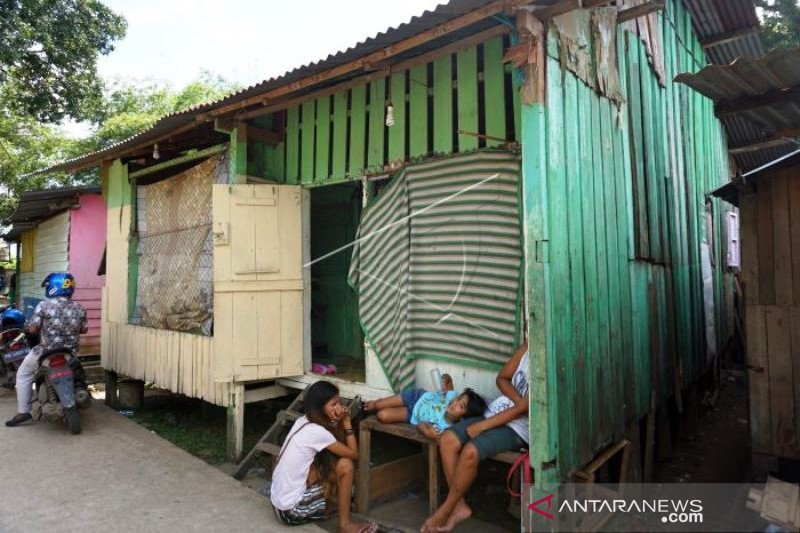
[364,374,487,440]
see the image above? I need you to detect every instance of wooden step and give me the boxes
[255,442,282,456]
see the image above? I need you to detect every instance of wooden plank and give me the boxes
[627,37,649,259]
[773,170,793,305]
[285,106,300,184]
[788,171,800,305]
[388,71,407,163]
[369,453,426,503]
[367,78,386,171]
[639,42,661,262]
[348,85,367,176]
[748,306,771,454]
[356,422,372,512]
[483,37,506,147]
[331,92,348,179]
[792,306,800,457]
[740,194,759,305]
[433,55,453,154]
[456,46,479,152]
[428,444,439,513]
[300,101,316,183]
[315,96,331,181]
[758,181,776,305]
[766,306,796,457]
[409,64,428,158]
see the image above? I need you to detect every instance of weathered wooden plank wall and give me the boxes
[525,0,734,478]
[250,35,521,185]
[741,165,800,460]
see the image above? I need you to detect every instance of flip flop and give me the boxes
[359,522,378,533]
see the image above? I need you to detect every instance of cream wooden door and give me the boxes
[212,184,304,382]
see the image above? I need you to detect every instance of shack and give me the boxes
[3,186,106,356]
[699,47,800,473]
[34,0,747,485]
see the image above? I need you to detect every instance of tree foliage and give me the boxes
[757,0,800,51]
[0,0,127,123]
[0,74,239,222]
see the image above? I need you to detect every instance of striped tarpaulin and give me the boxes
[349,151,522,390]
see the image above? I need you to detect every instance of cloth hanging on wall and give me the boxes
[349,151,523,391]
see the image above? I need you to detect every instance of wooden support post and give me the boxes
[428,443,439,514]
[655,404,672,463]
[356,422,372,513]
[226,384,245,463]
[623,420,643,484]
[104,370,118,408]
[684,382,699,437]
[644,392,656,483]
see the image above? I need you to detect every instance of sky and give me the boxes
[62,0,444,136]
[99,0,445,90]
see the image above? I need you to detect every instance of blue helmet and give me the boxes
[0,307,25,329]
[42,272,76,299]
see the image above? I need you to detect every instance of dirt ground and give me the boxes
[654,368,752,484]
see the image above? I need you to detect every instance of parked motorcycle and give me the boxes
[30,348,92,434]
[0,327,28,389]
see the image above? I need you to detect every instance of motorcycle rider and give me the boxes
[5,273,87,427]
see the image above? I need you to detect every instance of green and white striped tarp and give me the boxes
[349,151,522,390]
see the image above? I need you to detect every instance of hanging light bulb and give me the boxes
[385,104,395,127]
[152,143,160,160]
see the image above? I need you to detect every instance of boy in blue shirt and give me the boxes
[364,374,487,440]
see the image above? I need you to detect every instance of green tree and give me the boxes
[1,74,240,221]
[757,0,800,51]
[0,0,127,123]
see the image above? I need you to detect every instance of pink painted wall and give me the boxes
[69,193,106,354]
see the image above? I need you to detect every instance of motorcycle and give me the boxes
[30,348,92,434]
[0,327,29,389]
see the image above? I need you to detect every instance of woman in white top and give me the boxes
[421,341,530,533]
[270,380,377,533]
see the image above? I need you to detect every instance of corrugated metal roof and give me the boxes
[36,0,506,175]
[37,0,769,174]
[675,46,800,167]
[711,149,800,205]
[3,186,102,240]
[679,0,797,170]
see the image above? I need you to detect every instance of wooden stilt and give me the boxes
[226,383,245,463]
[356,422,372,513]
[684,382,699,437]
[644,392,656,483]
[656,403,672,462]
[428,442,440,514]
[105,370,118,408]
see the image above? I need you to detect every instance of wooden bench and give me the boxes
[355,416,527,514]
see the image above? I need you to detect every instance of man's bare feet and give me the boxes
[437,500,472,532]
[364,400,377,412]
[420,510,448,533]
[339,520,377,533]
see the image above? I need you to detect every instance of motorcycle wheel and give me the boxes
[65,405,81,435]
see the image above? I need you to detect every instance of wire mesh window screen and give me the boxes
[132,153,228,334]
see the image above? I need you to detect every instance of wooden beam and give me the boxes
[729,138,793,155]
[617,0,664,23]
[234,25,510,121]
[128,143,228,179]
[209,0,533,118]
[716,85,800,118]
[527,0,612,20]
[246,124,283,145]
[701,25,761,49]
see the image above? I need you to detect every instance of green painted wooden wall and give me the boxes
[250,35,521,184]
[523,0,734,482]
